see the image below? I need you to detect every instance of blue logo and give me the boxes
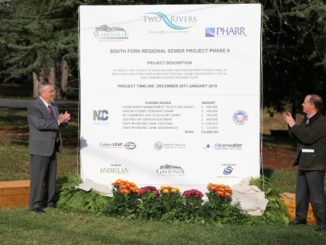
[144,12,195,30]
[223,165,234,175]
[205,27,246,37]
[205,27,215,37]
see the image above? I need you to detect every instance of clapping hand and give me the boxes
[283,111,296,127]
[58,111,71,124]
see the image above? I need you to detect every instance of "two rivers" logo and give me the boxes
[144,12,196,30]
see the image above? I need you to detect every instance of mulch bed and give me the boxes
[262,145,297,172]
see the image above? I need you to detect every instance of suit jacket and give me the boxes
[27,97,62,156]
[290,112,326,171]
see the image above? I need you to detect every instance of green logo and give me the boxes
[100,167,129,175]
[156,164,184,176]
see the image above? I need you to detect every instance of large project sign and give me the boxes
[79,4,262,193]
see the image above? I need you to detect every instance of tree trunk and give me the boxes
[32,66,57,98]
[48,66,55,86]
[48,66,61,99]
[32,72,39,98]
[61,59,69,96]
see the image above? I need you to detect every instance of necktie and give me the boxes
[48,105,60,143]
[48,105,55,119]
[306,118,309,125]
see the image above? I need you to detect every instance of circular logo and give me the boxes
[154,141,163,150]
[124,142,136,150]
[233,110,248,125]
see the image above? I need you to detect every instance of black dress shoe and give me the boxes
[315,225,326,232]
[47,203,56,208]
[290,220,306,225]
[30,208,45,214]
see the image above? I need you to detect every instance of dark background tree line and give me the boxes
[0,0,325,116]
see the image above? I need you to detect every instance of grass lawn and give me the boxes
[1,208,325,245]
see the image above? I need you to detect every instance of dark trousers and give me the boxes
[29,153,57,209]
[296,170,326,225]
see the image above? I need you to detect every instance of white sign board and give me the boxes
[79,4,262,193]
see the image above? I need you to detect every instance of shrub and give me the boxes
[183,189,204,221]
[57,177,288,225]
[160,186,185,221]
[57,175,111,214]
[201,184,247,224]
[250,177,289,225]
[107,179,139,218]
[137,186,163,220]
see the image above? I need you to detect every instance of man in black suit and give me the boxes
[283,94,326,231]
[27,81,71,213]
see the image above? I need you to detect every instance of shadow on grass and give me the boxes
[0,107,79,148]
[0,108,29,146]
[0,82,33,97]
[263,132,297,149]
[0,108,27,124]
[57,106,79,148]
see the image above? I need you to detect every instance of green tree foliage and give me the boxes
[262,0,326,114]
[0,0,84,80]
[0,0,325,112]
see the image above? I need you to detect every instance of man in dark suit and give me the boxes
[283,94,326,231]
[27,81,71,213]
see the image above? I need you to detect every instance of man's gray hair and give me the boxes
[38,80,52,94]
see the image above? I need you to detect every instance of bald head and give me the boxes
[309,94,323,111]
[302,94,323,115]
